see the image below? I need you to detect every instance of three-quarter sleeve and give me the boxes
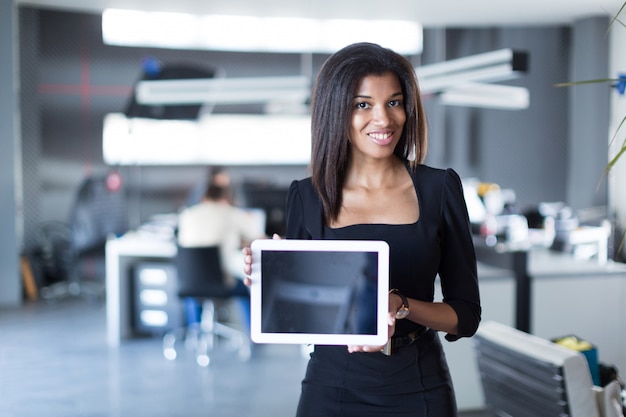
[439,169,481,341]
[285,180,312,240]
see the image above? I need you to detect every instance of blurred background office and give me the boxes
[1,0,626,416]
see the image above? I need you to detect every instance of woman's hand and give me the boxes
[347,310,396,353]
[347,289,407,353]
[242,246,253,287]
[242,233,281,287]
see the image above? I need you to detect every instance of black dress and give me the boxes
[285,164,481,417]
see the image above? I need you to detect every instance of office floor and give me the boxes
[0,298,488,417]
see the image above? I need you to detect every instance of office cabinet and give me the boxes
[133,262,183,335]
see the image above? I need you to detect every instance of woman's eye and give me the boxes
[355,102,370,109]
[389,99,402,107]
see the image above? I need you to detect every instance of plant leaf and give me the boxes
[561,1,626,176]
[606,141,626,173]
[554,78,618,88]
[606,1,626,34]
[609,115,626,148]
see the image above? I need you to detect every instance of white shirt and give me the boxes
[177,201,265,279]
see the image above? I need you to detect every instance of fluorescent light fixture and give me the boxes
[417,49,528,94]
[440,83,530,110]
[131,48,527,110]
[102,9,422,55]
[103,112,311,166]
[136,76,310,105]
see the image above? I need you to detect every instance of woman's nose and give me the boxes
[372,105,390,125]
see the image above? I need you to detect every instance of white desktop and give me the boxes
[105,209,266,347]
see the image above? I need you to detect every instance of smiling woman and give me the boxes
[243,42,481,417]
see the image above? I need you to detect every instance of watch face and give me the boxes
[395,307,409,319]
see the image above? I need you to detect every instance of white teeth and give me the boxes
[369,132,391,140]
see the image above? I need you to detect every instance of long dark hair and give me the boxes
[310,42,427,223]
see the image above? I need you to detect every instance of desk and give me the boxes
[106,233,176,347]
[106,228,252,347]
[529,249,626,384]
[473,241,531,331]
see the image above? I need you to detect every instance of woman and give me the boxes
[244,42,481,417]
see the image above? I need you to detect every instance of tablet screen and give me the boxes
[249,239,389,346]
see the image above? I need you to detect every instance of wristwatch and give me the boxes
[389,288,409,319]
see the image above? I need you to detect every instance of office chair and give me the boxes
[163,245,251,367]
[33,221,74,299]
[38,174,128,301]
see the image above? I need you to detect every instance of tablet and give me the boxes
[249,239,389,346]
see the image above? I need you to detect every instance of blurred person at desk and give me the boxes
[184,165,232,207]
[177,181,265,331]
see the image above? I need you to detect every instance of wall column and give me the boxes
[567,17,611,211]
[0,0,23,306]
[608,17,626,259]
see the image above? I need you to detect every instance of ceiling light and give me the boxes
[439,83,530,110]
[417,49,528,94]
[103,113,311,166]
[102,9,422,55]
[127,48,529,118]
[128,47,528,110]
[135,76,311,105]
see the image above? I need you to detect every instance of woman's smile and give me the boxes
[368,130,396,145]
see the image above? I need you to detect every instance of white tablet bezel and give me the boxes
[249,239,389,346]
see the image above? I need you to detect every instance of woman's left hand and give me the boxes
[347,312,396,353]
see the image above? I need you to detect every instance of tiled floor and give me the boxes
[0,298,307,417]
[0,298,488,417]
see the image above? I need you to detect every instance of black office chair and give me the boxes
[37,174,128,301]
[163,245,251,366]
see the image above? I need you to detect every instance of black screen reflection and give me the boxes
[261,250,379,335]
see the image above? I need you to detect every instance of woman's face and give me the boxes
[348,72,406,162]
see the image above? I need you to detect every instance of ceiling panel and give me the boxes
[17,0,625,27]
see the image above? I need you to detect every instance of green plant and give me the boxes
[555,1,626,175]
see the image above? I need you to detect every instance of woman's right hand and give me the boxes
[242,246,253,287]
[242,233,281,287]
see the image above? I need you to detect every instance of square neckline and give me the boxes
[325,163,421,230]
